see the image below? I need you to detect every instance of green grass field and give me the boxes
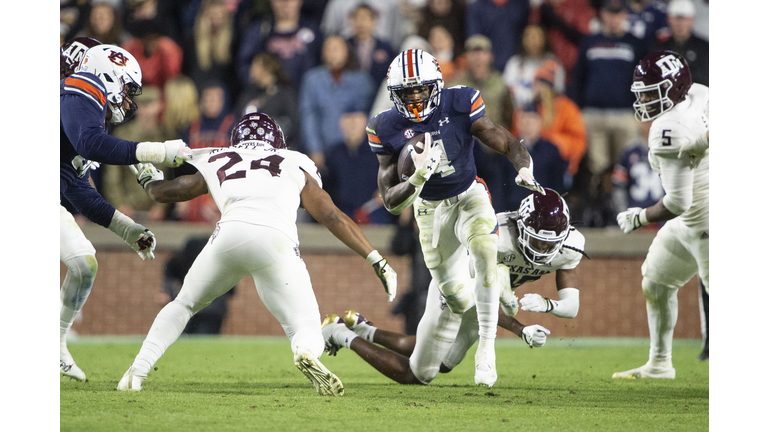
[59,337,708,432]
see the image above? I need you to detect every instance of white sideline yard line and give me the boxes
[68,335,704,348]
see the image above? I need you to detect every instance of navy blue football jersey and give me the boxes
[60,71,140,227]
[367,86,486,200]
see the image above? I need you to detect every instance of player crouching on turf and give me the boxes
[321,188,587,385]
[117,113,398,396]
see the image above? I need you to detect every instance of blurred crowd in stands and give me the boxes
[61,0,709,228]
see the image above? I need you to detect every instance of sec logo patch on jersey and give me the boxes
[403,128,415,140]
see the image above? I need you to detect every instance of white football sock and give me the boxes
[642,277,679,367]
[60,255,97,348]
[131,300,194,376]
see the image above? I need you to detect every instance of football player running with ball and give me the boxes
[613,51,709,379]
[59,40,192,381]
[368,49,544,387]
[117,113,397,396]
[321,188,587,385]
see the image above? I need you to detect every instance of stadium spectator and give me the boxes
[321,0,401,46]
[656,0,708,86]
[502,103,568,211]
[415,0,467,58]
[528,0,595,85]
[183,0,237,95]
[690,0,708,41]
[236,0,324,88]
[427,25,462,84]
[299,35,375,172]
[105,86,173,222]
[76,2,130,46]
[121,18,184,90]
[162,236,236,335]
[465,0,531,74]
[117,112,398,394]
[347,3,396,88]
[626,0,669,45]
[163,75,201,140]
[531,60,587,186]
[449,35,516,213]
[569,0,648,227]
[323,108,395,225]
[502,24,565,109]
[234,53,301,151]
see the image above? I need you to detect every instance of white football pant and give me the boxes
[60,206,97,347]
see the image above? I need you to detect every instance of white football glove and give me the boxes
[136,139,192,168]
[408,133,443,187]
[108,211,156,260]
[520,293,554,313]
[616,207,648,234]
[521,325,550,348]
[515,166,545,194]
[367,250,397,302]
[130,163,164,190]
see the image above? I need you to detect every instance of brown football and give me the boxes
[397,133,427,181]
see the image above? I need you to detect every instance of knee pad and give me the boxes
[641,277,678,306]
[439,280,474,314]
[468,235,498,288]
[61,255,98,309]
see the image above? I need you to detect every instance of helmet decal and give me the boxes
[108,50,129,67]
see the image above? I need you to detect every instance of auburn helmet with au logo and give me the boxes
[76,44,143,124]
[631,50,692,122]
[386,49,444,122]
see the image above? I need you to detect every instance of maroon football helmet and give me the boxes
[230,112,287,149]
[60,37,101,79]
[516,188,570,264]
[631,50,692,122]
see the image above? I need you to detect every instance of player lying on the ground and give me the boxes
[322,188,587,385]
[117,113,397,396]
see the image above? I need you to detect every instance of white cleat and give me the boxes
[321,314,352,356]
[474,362,498,387]
[117,366,146,391]
[60,348,86,381]
[474,347,497,387]
[612,363,676,379]
[294,348,344,396]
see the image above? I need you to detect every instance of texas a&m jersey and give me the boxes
[647,83,709,232]
[496,211,585,288]
[189,145,322,245]
[367,86,486,200]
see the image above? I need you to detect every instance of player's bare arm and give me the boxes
[145,172,209,203]
[376,154,418,212]
[300,172,375,258]
[555,268,579,290]
[471,115,531,171]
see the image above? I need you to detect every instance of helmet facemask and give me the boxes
[631,79,674,122]
[517,220,569,265]
[387,49,444,122]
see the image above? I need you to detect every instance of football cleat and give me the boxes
[342,310,376,341]
[612,363,676,379]
[294,348,344,396]
[321,314,348,356]
[60,347,86,381]
[116,366,146,391]
[474,347,497,387]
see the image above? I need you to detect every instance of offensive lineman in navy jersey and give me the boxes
[59,42,192,381]
[366,49,544,387]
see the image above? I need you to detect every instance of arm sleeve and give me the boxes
[63,174,117,228]
[551,287,579,319]
[656,155,695,215]
[60,94,140,165]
